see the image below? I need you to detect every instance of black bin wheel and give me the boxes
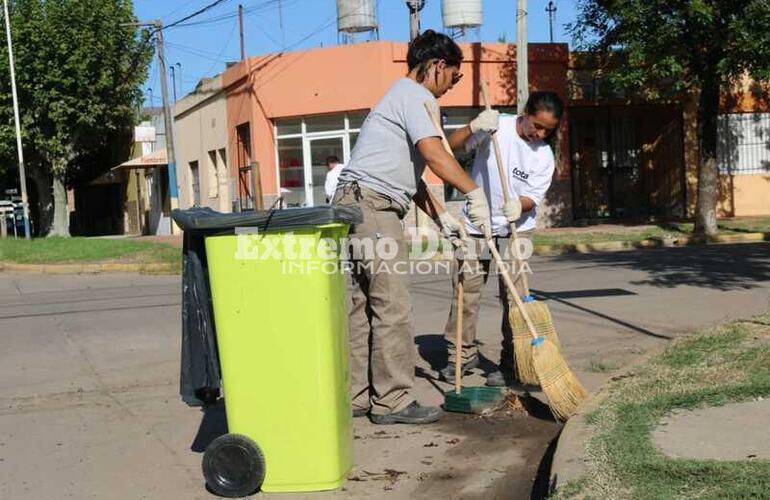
[203,433,266,498]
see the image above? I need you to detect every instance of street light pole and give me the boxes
[546,1,556,43]
[169,64,177,102]
[2,0,30,238]
[175,62,182,97]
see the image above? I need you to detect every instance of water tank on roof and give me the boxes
[442,0,482,29]
[337,0,378,33]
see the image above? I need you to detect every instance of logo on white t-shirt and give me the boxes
[512,166,529,180]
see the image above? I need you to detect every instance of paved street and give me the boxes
[1,243,769,499]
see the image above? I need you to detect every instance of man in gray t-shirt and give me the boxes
[337,78,440,212]
[332,30,497,426]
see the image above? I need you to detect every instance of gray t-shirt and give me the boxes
[336,78,440,211]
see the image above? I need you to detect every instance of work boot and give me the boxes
[369,401,442,425]
[439,356,479,384]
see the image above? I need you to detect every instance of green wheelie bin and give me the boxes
[173,205,361,497]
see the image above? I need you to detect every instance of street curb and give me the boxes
[418,231,770,262]
[547,351,661,496]
[0,261,178,274]
[532,231,770,257]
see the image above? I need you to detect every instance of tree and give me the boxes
[568,1,770,235]
[0,0,152,236]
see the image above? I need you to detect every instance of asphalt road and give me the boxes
[1,242,768,499]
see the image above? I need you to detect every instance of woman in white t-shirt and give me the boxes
[439,91,564,387]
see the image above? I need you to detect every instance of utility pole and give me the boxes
[546,1,556,43]
[123,20,179,232]
[516,0,528,114]
[3,0,30,238]
[169,64,177,102]
[407,0,425,42]
[239,4,245,60]
[156,23,179,224]
[175,62,182,97]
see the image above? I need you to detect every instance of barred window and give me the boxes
[718,113,770,175]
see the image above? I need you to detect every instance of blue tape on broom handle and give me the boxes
[531,336,545,347]
[522,295,535,303]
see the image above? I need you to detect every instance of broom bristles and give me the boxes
[532,337,588,421]
[511,300,561,385]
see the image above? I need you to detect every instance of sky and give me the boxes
[133,0,578,108]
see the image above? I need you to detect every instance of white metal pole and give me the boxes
[3,0,30,239]
[516,0,529,115]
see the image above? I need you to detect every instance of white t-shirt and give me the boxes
[463,114,555,235]
[324,163,345,202]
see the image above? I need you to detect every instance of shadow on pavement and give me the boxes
[547,242,770,291]
[190,399,228,453]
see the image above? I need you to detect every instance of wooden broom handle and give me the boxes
[479,81,530,296]
[424,101,541,341]
[454,257,464,394]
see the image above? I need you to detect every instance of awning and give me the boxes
[114,149,168,170]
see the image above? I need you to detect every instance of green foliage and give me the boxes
[568,1,770,97]
[0,0,153,180]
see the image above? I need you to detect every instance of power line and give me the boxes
[204,19,239,75]
[164,0,234,30]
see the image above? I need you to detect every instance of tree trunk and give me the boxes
[28,164,53,236]
[694,80,721,236]
[49,173,70,237]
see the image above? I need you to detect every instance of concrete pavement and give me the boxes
[1,242,769,499]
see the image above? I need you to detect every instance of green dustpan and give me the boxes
[444,386,507,414]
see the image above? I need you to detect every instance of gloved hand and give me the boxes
[465,187,492,239]
[469,109,500,134]
[502,197,522,223]
[437,210,467,250]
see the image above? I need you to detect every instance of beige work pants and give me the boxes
[333,182,414,416]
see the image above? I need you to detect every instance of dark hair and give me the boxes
[325,155,341,166]
[525,91,564,121]
[407,29,463,81]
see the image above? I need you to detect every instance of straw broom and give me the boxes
[479,81,560,385]
[424,101,586,420]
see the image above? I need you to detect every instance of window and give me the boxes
[189,161,201,207]
[207,150,218,198]
[718,112,770,174]
[277,137,304,206]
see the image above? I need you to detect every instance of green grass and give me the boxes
[0,237,180,270]
[556,311,770,499]
[533,219,770,247]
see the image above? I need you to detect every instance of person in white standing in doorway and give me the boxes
[440,91,564,387]
[324,155,345,203]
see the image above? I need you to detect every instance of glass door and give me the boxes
[307,135,345,206]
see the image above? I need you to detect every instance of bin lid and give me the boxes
[171,206,363,233]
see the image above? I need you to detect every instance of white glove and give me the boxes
[465,187,492,239]
[469,109,499,134]
[502,198,522,223]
